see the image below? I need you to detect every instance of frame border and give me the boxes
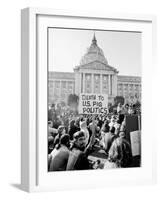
[21,7,157,192]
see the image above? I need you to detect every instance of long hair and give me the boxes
[55,134,70,150]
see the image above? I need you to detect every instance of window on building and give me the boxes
[68,81,73,90]
[55,81,60,88]
[62,81,66,89]
[48,81,53,88]
[86,75,91,80]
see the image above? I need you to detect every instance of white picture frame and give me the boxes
[21,7,157,192]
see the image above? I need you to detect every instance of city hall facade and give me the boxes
[48,34,141,105]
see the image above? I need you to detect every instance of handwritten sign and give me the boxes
[78,94,108,115]
[130,130,141,156]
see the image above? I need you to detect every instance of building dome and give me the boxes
[80,34,108,66]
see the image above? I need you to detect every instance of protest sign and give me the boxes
[130,130,141,156]
[78,93,108,115]
[125,115,139,143]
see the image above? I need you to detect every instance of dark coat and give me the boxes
[66,148,90,170]
[68,120,80,140]
[108,137,132,167]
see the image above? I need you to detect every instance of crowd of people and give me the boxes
[48,102,141,171]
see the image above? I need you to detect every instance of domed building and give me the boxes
[74,34,119,103]
[79,34,108,66]
[48,34,141,105]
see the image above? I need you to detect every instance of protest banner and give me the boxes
[130,130,141,156]
[78,93,108,115]
[125,115,139,143]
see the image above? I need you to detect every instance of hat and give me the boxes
[73,131,85,140]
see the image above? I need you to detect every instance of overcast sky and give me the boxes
[48,28,142,76]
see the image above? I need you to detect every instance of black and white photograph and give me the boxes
[47,28,142,172]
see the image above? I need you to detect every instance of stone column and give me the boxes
[59,80,61,99]
[74,71,78,95]
[91,73,94,93]
[83,73,85,93]
[127,84,129,94]
[100,74,102,94]
[108,74,111,95]
[110,75,112,95]
[112,74,117,97]
[127,84,130,103]
[79,72,82,94]
[111,75,113,96]
[132,84,135,96]
[81,73,83,93]
[53,80,55,95]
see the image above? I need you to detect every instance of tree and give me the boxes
[60,101,66,107]
[114,96,125,106]
[67,94,79,107]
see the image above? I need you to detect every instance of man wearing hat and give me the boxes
[66,131,91,170]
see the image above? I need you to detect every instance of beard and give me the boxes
[74,143,86,151]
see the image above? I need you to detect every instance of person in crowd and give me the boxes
[119,118,126,132]
[118,114,125,124]
[80,120,90,147]
[89,118,100,135]
[96,116,104,129]
[52,115,62,129]
[124,104,129,115]
[49,134,70,171]
[104,131,132,169]
[68,119,80,140]
[100,120,110,148]
[103,126,116,154]
[48,121,58,137]
[93,160,104,169]
[109,115,116,128]
[117,103,122,114]
[48,121,58,154]
[132,104,137,114]
[66,131,92,170]
[114,119,121,136]
[48,106,56,121]
[128,104,134,115]
[53,125,66,148]
[88,118,100,146]
[101,120,110,133]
